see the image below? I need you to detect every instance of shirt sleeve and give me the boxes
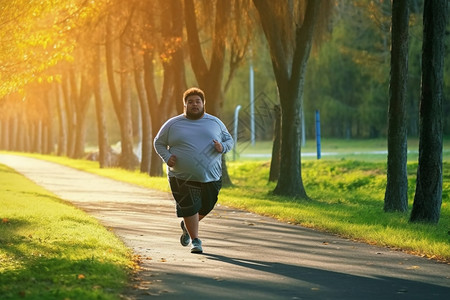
[153,121,172,164]
[219,120,234,154]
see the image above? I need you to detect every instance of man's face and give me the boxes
[184,95,204,120]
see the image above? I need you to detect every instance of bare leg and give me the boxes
[183,213,199,239]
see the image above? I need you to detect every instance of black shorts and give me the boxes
[169,177,222,217]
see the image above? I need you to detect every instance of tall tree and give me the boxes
[105,6,139,170]
[410,0,448,224]
[93,43,113,168]
[384,0,409,212]
[184,0,251,185]
[253,0,330,198]
[141,0,187,176]
[184,0,231,116]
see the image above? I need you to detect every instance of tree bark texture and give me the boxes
[133,54,152,174]
[93,44,112,168]
[55,82,67,156]
[143,50,164,177]
[254,0,321,198]
[410,0,447,224]
[384,0,409,212]
[118,39,138,170]
[62,72,76,158]
[73,74,92,159]
[184,0,233,185]
[269,104,281,182]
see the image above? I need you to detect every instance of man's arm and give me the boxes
[219,123,234,154]
[153,123,173,164]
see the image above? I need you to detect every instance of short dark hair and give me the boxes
[183,87,205,104]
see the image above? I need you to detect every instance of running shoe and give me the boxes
[180,220,190,246]
[191,238,203,254]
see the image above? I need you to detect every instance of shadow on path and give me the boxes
[0,154,449,300]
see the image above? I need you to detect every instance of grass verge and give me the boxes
[8,150,450,263]
[0,164,133,299]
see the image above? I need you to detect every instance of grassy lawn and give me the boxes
[1,137,449,298]
[6,137,449,263]
[0,164,133,299]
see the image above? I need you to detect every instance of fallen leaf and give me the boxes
[407,266,420,270]
[77,274,85,279]
[2,218,9,224]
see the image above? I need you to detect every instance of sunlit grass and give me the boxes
[223,159,450,261]
[0,164,132,299]
[234,137,450,162]
[9,148,450,262]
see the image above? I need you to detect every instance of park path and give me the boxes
[1,154,449,300]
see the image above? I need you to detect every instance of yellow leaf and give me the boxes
[77,274,85,279]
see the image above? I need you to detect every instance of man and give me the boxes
[154,87,234,254]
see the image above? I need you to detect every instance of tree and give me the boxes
[410,0,448,224]
[253,0,331,198]
[184,0,252,185]
[105,5,139,170]
[93,43,113,168]
[384,0,409,212]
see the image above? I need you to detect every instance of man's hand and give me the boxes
[167,155,177,167]
[213,140,223,153]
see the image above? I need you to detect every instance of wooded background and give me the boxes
[0,1,447,162]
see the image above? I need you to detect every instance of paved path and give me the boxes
[1,154,449,300]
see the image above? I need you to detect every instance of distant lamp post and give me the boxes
[316,110,321,159]
[233,105,242,161]
[249,49,255,146]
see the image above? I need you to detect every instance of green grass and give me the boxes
[223,160,450,261]
[7,140,449,263]
[234,137,450,162]
[1,137,449,298]
[0,164,133,299]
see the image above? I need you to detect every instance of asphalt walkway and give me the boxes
[1,154,449,300]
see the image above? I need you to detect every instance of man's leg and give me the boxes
[183,213,199,240]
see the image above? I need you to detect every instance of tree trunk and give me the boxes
[254,0,321,198]
[133,54,152,174]
[16,113,25,152]
[33,120,42,153]
[184,0,229,117]
[384,0,409,212]
[167,0,187,115]
[73,74,91,159]
[410,0,447,224]
[269,104,281,182]
[9,115,18,151]
[93,44,112,168]
[63,72,76,158]
[118,39,137,170]
[2,117,10,150]
[143,50,164,177]
[273,93,308,198]
[184,0,232,185]
[55,82,67,156]
[44,90,54,154]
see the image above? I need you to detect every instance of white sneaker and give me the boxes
[190,238,203,254]
[180,220,190,247]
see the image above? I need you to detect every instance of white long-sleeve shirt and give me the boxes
[154,113,234,182]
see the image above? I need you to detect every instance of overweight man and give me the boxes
[153,87,234,254]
